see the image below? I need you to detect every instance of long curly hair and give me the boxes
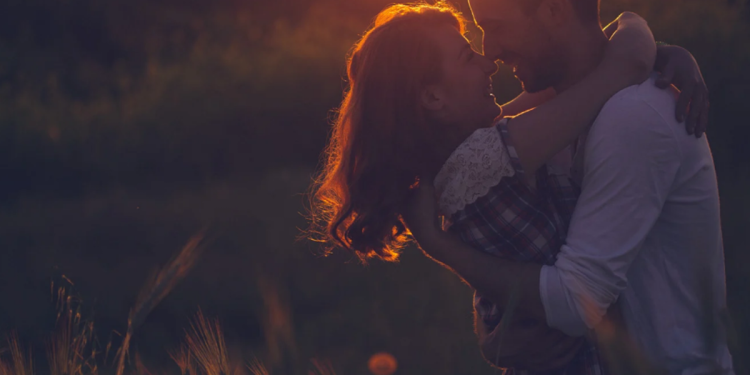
[308,3,466,262]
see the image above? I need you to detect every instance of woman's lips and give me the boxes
[484,82,495,98]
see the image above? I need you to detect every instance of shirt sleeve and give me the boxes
[540,95,683,336]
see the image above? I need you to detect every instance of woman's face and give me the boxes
[422,24,502,130]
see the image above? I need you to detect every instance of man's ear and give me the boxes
[421,84,446,112]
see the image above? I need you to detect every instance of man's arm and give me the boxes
[541,93,682,336]
[405,183,585,371]
[405,90,682,368]
[404,184,547,321]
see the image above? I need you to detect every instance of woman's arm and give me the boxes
[506,12,655,176]
[500,88,556,118]
[654,45,709,136]
[500,24,709,136]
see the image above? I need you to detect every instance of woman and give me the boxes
[308,3,706,374]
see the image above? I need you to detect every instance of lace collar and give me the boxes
[433,125,516,218]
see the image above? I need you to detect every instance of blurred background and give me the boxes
[0,0,748,373]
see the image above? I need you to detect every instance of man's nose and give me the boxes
[479,54,499,76]
[481,35,504,62]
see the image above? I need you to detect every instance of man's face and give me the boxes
[469,0,566,93]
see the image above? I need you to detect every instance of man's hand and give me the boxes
[476,308,585,371]
[655,45,709,138]
[404,182,580,371]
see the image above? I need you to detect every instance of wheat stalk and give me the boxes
[246,357,270,375]
[168,343,196,375]
[0,358,12,375]
[184,308,231,375]
[46,283,99,375]
[308,359,336,375]
[3,332,33,375]
[133,352,153,375]
[114,230,207,375]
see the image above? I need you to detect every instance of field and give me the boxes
[0,0,748,373]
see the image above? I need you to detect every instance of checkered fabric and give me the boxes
[447,118,603,375]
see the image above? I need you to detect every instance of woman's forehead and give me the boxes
[430,24,472,54]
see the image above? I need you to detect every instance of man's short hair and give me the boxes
[523,0,601,26]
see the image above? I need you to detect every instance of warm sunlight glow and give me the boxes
[368,352,397,375]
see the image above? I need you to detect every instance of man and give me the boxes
[404,0,733,374]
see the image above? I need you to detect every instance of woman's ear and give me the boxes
[420,85,446,112]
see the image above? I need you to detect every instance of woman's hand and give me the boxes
[602,12,657,87]
[606,14,709,137]
[655,45,709,137]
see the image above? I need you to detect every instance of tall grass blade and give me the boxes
[133,352,153,375]
[114,230,207,375]
[46,284,98,375]
[184,308,231,375]
[246,357,269,375]
[5,332,33,375]
[309,359,335,375]
[0,358,12,375]
[168,343,195,375]
[257,275,298,373]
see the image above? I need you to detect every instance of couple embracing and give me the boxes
[310,0,732,374]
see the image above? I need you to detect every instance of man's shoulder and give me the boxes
[592,74,680,136]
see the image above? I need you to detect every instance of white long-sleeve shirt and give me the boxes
[540,75,734,375]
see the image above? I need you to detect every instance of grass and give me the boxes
[0,229,731,375]
[0,172,745,374]
[114,230,207,375]
[0,229,341,375]
[0,172,494,374]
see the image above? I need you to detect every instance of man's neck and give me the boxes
[554,27,609,93]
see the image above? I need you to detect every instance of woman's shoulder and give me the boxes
[434,122,516,218]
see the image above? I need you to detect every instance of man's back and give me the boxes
[542,75,733,374]
[611,76,731,374]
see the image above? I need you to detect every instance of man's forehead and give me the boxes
[469,0,515,24]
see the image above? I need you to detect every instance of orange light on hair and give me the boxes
[307,2,466,263]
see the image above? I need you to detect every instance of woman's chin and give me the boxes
[487,103,502,122]
[491,101,502,113]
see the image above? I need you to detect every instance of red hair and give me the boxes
[308,3,466,262]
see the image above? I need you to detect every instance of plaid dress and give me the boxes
[434,118,602,375]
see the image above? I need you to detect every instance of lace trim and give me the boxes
[434,125,516,218]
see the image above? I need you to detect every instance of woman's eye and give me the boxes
[467,51,475,61]
[486,22,502,33]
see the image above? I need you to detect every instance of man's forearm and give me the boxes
[419,230,547,322]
